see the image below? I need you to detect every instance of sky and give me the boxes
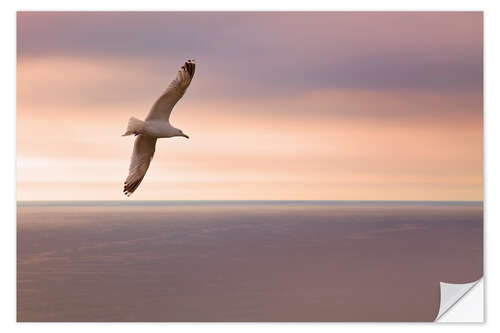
[16,12,483,201]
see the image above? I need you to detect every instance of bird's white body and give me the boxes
[122,117,187,138]
[122,59,196,196]
[144,120,179,138]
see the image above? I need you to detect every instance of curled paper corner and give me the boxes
[435,278,483,322]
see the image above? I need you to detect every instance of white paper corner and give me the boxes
[435,278,484,322]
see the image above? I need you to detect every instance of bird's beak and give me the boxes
[182,134,190,139]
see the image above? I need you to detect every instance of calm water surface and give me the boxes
[17,201,483,321]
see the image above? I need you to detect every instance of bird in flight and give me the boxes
[122,59,196,196]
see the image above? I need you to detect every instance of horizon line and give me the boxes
[17,199,484,207]
[16,199,483,202]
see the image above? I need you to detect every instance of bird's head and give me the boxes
[176,128,189,139]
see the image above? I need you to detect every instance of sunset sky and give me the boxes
[16,12,483,201]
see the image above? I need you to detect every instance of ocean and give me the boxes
[17,201,483,322]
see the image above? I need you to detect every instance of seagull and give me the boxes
[121,59,196,196]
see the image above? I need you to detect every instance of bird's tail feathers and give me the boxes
[122,117,145,136]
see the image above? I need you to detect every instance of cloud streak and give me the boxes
[18,12,483,93]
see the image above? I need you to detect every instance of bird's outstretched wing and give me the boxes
[123,135,157,196]
[145,59,196,122]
